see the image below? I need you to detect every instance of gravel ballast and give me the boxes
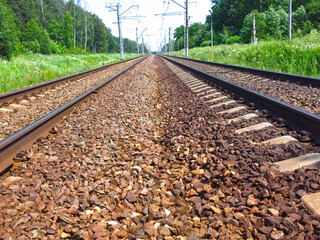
[0,56,319,239]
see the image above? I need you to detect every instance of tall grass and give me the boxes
[0,53,139,93]
[172,30,320,78]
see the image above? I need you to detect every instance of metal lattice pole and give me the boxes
[136,27,139,54]
[289,0,292,41]
[185,0,189,56]
[116,5,124,59]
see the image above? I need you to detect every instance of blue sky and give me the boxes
[87,0,212,51]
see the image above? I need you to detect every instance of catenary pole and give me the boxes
[164,36,167,54]
[142,37,144,54]
[107,3,140,59]
[136,27,139,54]
[211,18,213,48]
[185,0,189,56]
[289,0,292,40]
[169,0,189,56]
[116,5,124,59]
[169,27,171,54]
[137,28,147,54]
[252,12,257,44]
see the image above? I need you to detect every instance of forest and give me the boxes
[0,0,140,59]
[173,0,320,51]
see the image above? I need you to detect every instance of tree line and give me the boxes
[173,0,320,51]
[0,0,141,59]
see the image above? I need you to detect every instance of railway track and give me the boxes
[0,57,142,140]
[162,55,320,211]
[0,57,145,172]
[163,55,320,143]
[0,55,319,239]
[165,55,320,115]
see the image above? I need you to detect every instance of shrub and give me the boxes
[226,36,241,44]
[24,40,41,53]
[0,0,21,59]
[200,41,212,47]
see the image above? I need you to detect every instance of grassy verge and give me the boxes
[172,30,320,78]
[0,53,139,94]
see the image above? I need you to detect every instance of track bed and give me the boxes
[0,56,319,239]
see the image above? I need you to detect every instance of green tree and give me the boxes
[93,17,108,52]
[2,0,138,56]
[293,5,311,35]
[123,38,136,53]
[106,28,118,53]
[240,6,288,43]
[188,23,210,48]
[22,19,54,54]
[174,25,185,39]
[47,19,62,43]
[173,37,184,51]
[306,1,320,29]
[173,25,185,51]
[207,0,316,38]
[0,0,21,59]
[62,11,74,48]
[7,0,40,28]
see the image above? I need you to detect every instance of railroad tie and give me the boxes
[235,122,275,134]
[209,100,236,109]
[227,113,259,123]
[217,106,247,115]
[205,96,228,104]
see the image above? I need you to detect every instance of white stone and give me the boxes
[165,209,171,216]
[107,221,119,226]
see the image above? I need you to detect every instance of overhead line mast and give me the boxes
[167,0,190,56]
[136,28,147,55]
[106,3,144,59]
[156,0,189,57]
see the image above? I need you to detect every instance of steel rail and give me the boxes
[0,56,142,105]
[0,57,147,173]
[166,55,320,87]
[162,55,320,144]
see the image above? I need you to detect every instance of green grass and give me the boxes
[172,30,320,78]
[0,53,139,93]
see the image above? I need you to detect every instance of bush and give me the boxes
[200,41,212,47]
[64,46,87,54]
[226,36,241,44]
[0,0,21,59]
[24,40,40,53]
